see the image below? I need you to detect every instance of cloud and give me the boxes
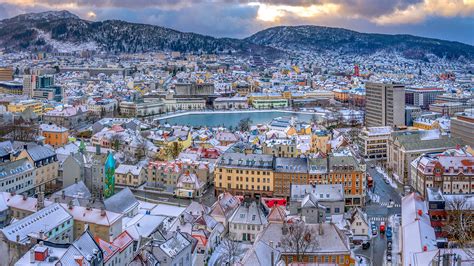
[373,0,474,25]
[0,0,472,43]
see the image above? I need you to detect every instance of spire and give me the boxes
[79,139,85,154]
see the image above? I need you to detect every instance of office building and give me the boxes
[365,82,405,127]
[451,111,474,147]
[405,87,444,109]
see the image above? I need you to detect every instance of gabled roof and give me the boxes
[25,145,56,162]
[104,187,139,214]
[267,205,286,223]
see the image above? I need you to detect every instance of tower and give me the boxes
[354,64,360,77]
[103,152,116,198]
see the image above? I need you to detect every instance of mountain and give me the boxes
[246,25,474,60]
[0,10,277,56]
[1,11,473,60]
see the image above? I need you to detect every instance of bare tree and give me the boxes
[445,196,474,247]
[162,141,183,160]
[281,220,319,262]
[219,237,240,266]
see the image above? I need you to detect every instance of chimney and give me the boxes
[22,193,27,201]
[37,191,44,210]
[24,144,28,150]
[39,231,44,240]
[61,190,66,199]
[68,200,74,209]
[16,234,20,243]
[100,207,106,216]
[29,249,35,263]
[86,202,92,210]
[74,255,84,266]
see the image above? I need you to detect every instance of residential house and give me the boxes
[228,201,268,242]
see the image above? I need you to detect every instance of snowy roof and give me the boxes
[290,184,344,202]
[40,123,68,133]
[104,187,139,214]
[1,203,72,243]
[124,213,166,241]
[159,231,191,258]
[229,201,268,226]
[26,145,56,162]
[62,203,122,226]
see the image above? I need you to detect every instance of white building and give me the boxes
[0,158,35,195]
[229,201,268,242]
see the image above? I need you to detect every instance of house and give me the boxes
[250,221,355,265]
[215,132,239,146]
[0,203,73,265]
[210,192,240,231]
[96,230,134,266]
[14,229,105,266]
[115,164,146,187]
[146,231,196,266]
[289,184,345,219]
[228,201,268,242]
[347,207,370,241]
[104,187,139,217]
[39,123,69,148]
[175,171,205,198]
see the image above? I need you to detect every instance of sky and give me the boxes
[0,0,473,44]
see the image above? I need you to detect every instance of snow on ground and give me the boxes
[355,255,370,266]
[36,29,99,52]
[376,166,399,189]
[208,242,251,266]
[367,190,380,203]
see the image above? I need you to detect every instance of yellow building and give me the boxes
[413,118,438,130]
[16,145,59,193]
[115,164,146,187]
[311,130,331,153]
[7,99,43,114]
[214,153,274,197]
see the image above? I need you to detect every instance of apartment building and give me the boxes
[411,152,474,196]
[387,130,463,186]
[365,82,405,127]
[308,155,365,207]
[16,145,58,192]
[0,158,35,195]
[214,153,274,197]
[7,99,43,114]
[405,87,444,109]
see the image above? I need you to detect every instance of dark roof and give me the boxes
[274,157,308,173]
[104,187,139,214]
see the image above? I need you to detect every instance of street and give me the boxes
[355,161,402,266]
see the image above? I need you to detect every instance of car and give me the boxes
[384,178,390,184]
[386,255,392,262]
[362,241,371,249]
[388,245,392,251]
[371,165,375,169]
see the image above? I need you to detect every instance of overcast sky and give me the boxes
[1,0,473,44]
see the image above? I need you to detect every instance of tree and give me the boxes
[281,220,319,262]
[237,118,252,132]
[219,238,241,266]
[163,142,183,159]
[445,196,474,247]
[110,135,121,151]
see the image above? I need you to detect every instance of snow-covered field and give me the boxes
[36,29,99,52]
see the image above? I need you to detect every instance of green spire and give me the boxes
[79,139,86,153]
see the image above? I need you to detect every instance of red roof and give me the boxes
[112,231,134,252]
[95,237,119,262]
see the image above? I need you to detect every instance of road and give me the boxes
[355,161,402,266]
[116,184,217,207]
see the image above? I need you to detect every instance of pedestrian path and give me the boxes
[369,216,388,222]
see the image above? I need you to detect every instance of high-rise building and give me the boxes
[22,74,36,97]
[451,110,474,147]
[365,82,405,127]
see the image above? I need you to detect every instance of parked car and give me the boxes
[380,222,386,234]
[386,226,393,240]
[384,178,390,184]
[362,241,371,249]
[387,253,392,262]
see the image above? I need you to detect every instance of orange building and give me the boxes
[334,89,350,102]
[39,123,69,147]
